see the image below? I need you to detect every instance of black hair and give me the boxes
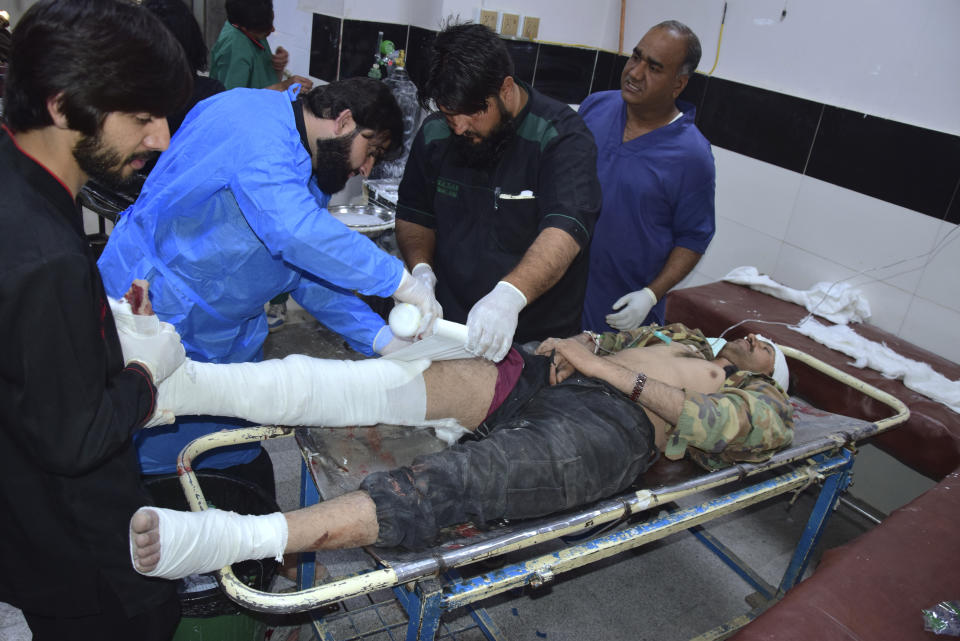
[143,0,210,73]
[3,0,192,135]
[302,77,404,158]
[224,0,274,33]
[653,20,702,76]
[418,22,514,113]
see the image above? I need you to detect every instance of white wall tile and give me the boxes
[273,0,323,82]
[852,279,912,336]
[773,243,859,292]
[296,0,344,18]
[343,0,413,23]
[680,270,713,290]
[898,296,960,366]
[623,1,726,72]
[713,148,802,240]
[696,217,783,283]
[773,244,912,334]
[914,221,960,315]
[785,176,941,293]
[628,0,960,136]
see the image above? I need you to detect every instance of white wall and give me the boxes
[623,0,960,364]
[624,0,960,136]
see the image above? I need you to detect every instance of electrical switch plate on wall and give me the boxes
[500,13,519,37]
[521,16,539,40]
[479,10,499,31]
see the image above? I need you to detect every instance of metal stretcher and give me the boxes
[175,346,908,640]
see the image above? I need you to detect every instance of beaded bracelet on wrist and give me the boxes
[629,372,647,402]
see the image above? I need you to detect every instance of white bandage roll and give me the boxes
[385,317,472,362]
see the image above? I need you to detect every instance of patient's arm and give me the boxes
[545,337,686,424]
[546,337,793,463]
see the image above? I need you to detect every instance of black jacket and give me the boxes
[0,126,174,617]
[396,82,602,342]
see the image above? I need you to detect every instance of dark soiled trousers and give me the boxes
[361,349,658,550]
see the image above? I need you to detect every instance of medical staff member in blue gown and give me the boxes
[581,21,716,332]
[98,77,441,482]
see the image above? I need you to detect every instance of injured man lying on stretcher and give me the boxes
[127,320,793,580]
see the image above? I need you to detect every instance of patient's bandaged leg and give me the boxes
[153,356,469,443]
[131,507,287,580]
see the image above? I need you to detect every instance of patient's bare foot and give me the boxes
[130,508,162,573]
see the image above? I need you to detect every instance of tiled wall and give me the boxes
[681,72,960,362]
[308,15,960,362]
[309,13,960,229]
[685,74,960,224]
[309,13,958,222]
[307,13,626,104]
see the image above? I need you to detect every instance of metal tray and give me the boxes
[328,204,395,232]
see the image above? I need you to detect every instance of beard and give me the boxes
[450,98,517,170]
[73,132,153,192]
[313,129,359,194]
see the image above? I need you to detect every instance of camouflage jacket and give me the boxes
[591,323,794,470]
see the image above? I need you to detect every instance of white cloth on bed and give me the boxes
[791,317,960,414]
[723,266,871,324]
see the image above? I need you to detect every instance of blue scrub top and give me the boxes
[580,92,715,331]
[98,86,404,473]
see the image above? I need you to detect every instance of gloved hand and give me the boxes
[108,297,186,384]
[605,287,657,331]
[411,262,437,290]
[393,270,442,336]
[372,325,414,355]
[143,361,194,428]
[466,281,527,362]
[117,323,186,385]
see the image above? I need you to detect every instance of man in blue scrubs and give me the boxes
[98,77,440,482]
[581,21,716,332]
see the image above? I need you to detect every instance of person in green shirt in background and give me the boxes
[210,0,311,92]
[211,0,315,329]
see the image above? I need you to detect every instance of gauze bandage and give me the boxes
[131,507,287,580]
[154,355,468,444]
[755,335,790,391]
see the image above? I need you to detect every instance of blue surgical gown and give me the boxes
[98,86,404,473]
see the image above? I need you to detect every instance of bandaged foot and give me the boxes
[130,507,288,580]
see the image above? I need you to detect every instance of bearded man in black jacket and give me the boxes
[0,1,193,638]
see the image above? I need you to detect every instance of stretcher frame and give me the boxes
[174,346,909,640]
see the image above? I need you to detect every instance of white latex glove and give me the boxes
[393,270,442,335]
[372,325,414,355]
[379,335,414,355]
[411,262,437,290]
[108,297,186,384]
[466,281,527,362]
[143,361,195,428]
[605,287,657,331]
[143,406,176,428]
